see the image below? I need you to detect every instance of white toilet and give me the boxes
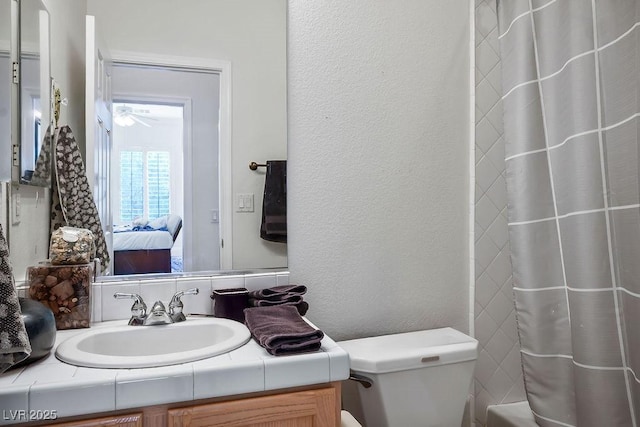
[338,327,478,427]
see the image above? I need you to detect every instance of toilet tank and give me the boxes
[339,328,478,427]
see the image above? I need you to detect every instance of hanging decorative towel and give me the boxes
[0,224,31,373]
[29,126,53,187]
[52,126,109,272]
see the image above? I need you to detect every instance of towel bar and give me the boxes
[249,161,267,170]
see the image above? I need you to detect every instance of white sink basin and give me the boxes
[55,318,251,368]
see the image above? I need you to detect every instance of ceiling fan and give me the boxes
[114,104,158,127]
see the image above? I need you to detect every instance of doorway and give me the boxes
[112,102,185,271]
[110,62,222,273]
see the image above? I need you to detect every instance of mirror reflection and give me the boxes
[86,0,288,278]
[18,0,51,186]
[1,0,12,182]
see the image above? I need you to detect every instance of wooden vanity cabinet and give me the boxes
[38,383,340,427]
[167,386,338,427]
[167,388,339,427]
[48,413,143,427]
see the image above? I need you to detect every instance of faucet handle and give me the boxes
[114,293,147,325]
[168,288,199,322]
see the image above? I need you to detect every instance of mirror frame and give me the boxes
[12,0,52,188]
[10,0,19,182]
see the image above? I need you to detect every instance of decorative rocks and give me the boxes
[27,264,92,329]
[49,227,95,265]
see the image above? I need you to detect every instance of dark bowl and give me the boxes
[9,298,57,369]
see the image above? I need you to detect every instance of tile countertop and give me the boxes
[0,318,350,425]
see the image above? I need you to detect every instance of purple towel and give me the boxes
[247,297,309,316]
[260,160,287,243]
[248,284,307,300]
[244,305,323,356]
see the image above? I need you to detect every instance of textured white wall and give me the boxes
[287,0,471,340]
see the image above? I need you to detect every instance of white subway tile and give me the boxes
[101,282,140,321]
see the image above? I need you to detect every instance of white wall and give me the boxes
[42,0,86,147]
[287,0,471,340]
[86,0,287,270]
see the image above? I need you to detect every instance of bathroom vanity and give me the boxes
[35,384,340,426]
[0,319,349,427]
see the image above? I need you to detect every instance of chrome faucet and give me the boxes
[168,288,199,322]
[114,288,199,326]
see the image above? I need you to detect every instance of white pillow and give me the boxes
[166,215,182,236]
[148,216,168,230]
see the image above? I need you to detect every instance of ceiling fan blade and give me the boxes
[130,115,152,127]
[131,113,159,121]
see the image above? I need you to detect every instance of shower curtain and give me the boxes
[497,1,640,426]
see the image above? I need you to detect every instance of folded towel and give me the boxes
[249,295,303,305]
[248,297,309,316]
[0,224,31,373]
[260,160,287,243]
[247,285,309,315]
[244,305,323,356]
[248,284,307,300]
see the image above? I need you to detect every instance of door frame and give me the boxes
[111,94,191,270]
[109,50,232,270]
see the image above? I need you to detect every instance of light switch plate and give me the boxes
[235,193,254,213]
[12,192,20,225]
[210,209,219,223]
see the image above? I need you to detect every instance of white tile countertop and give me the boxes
[0,318,350,425]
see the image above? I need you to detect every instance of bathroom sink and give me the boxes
[55,317,251,368]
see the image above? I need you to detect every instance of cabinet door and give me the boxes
[168,387,337,427]
[49,413,143,427]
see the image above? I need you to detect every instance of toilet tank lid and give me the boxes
[337,327,478,374]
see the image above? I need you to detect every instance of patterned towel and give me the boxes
[30,126,53,187]
[52,126,109,272]
[0,224,31,373]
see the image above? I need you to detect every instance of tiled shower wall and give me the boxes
[474,0,526,425]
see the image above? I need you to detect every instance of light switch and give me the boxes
[12,192,20,225]
[236,193,255,213]
[210,209,219,223]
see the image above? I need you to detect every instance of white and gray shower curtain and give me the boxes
[498,1,640,426]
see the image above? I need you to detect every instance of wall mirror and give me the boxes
[1,0,14,182]
[85,0,287,280]
[15,0,52,187]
